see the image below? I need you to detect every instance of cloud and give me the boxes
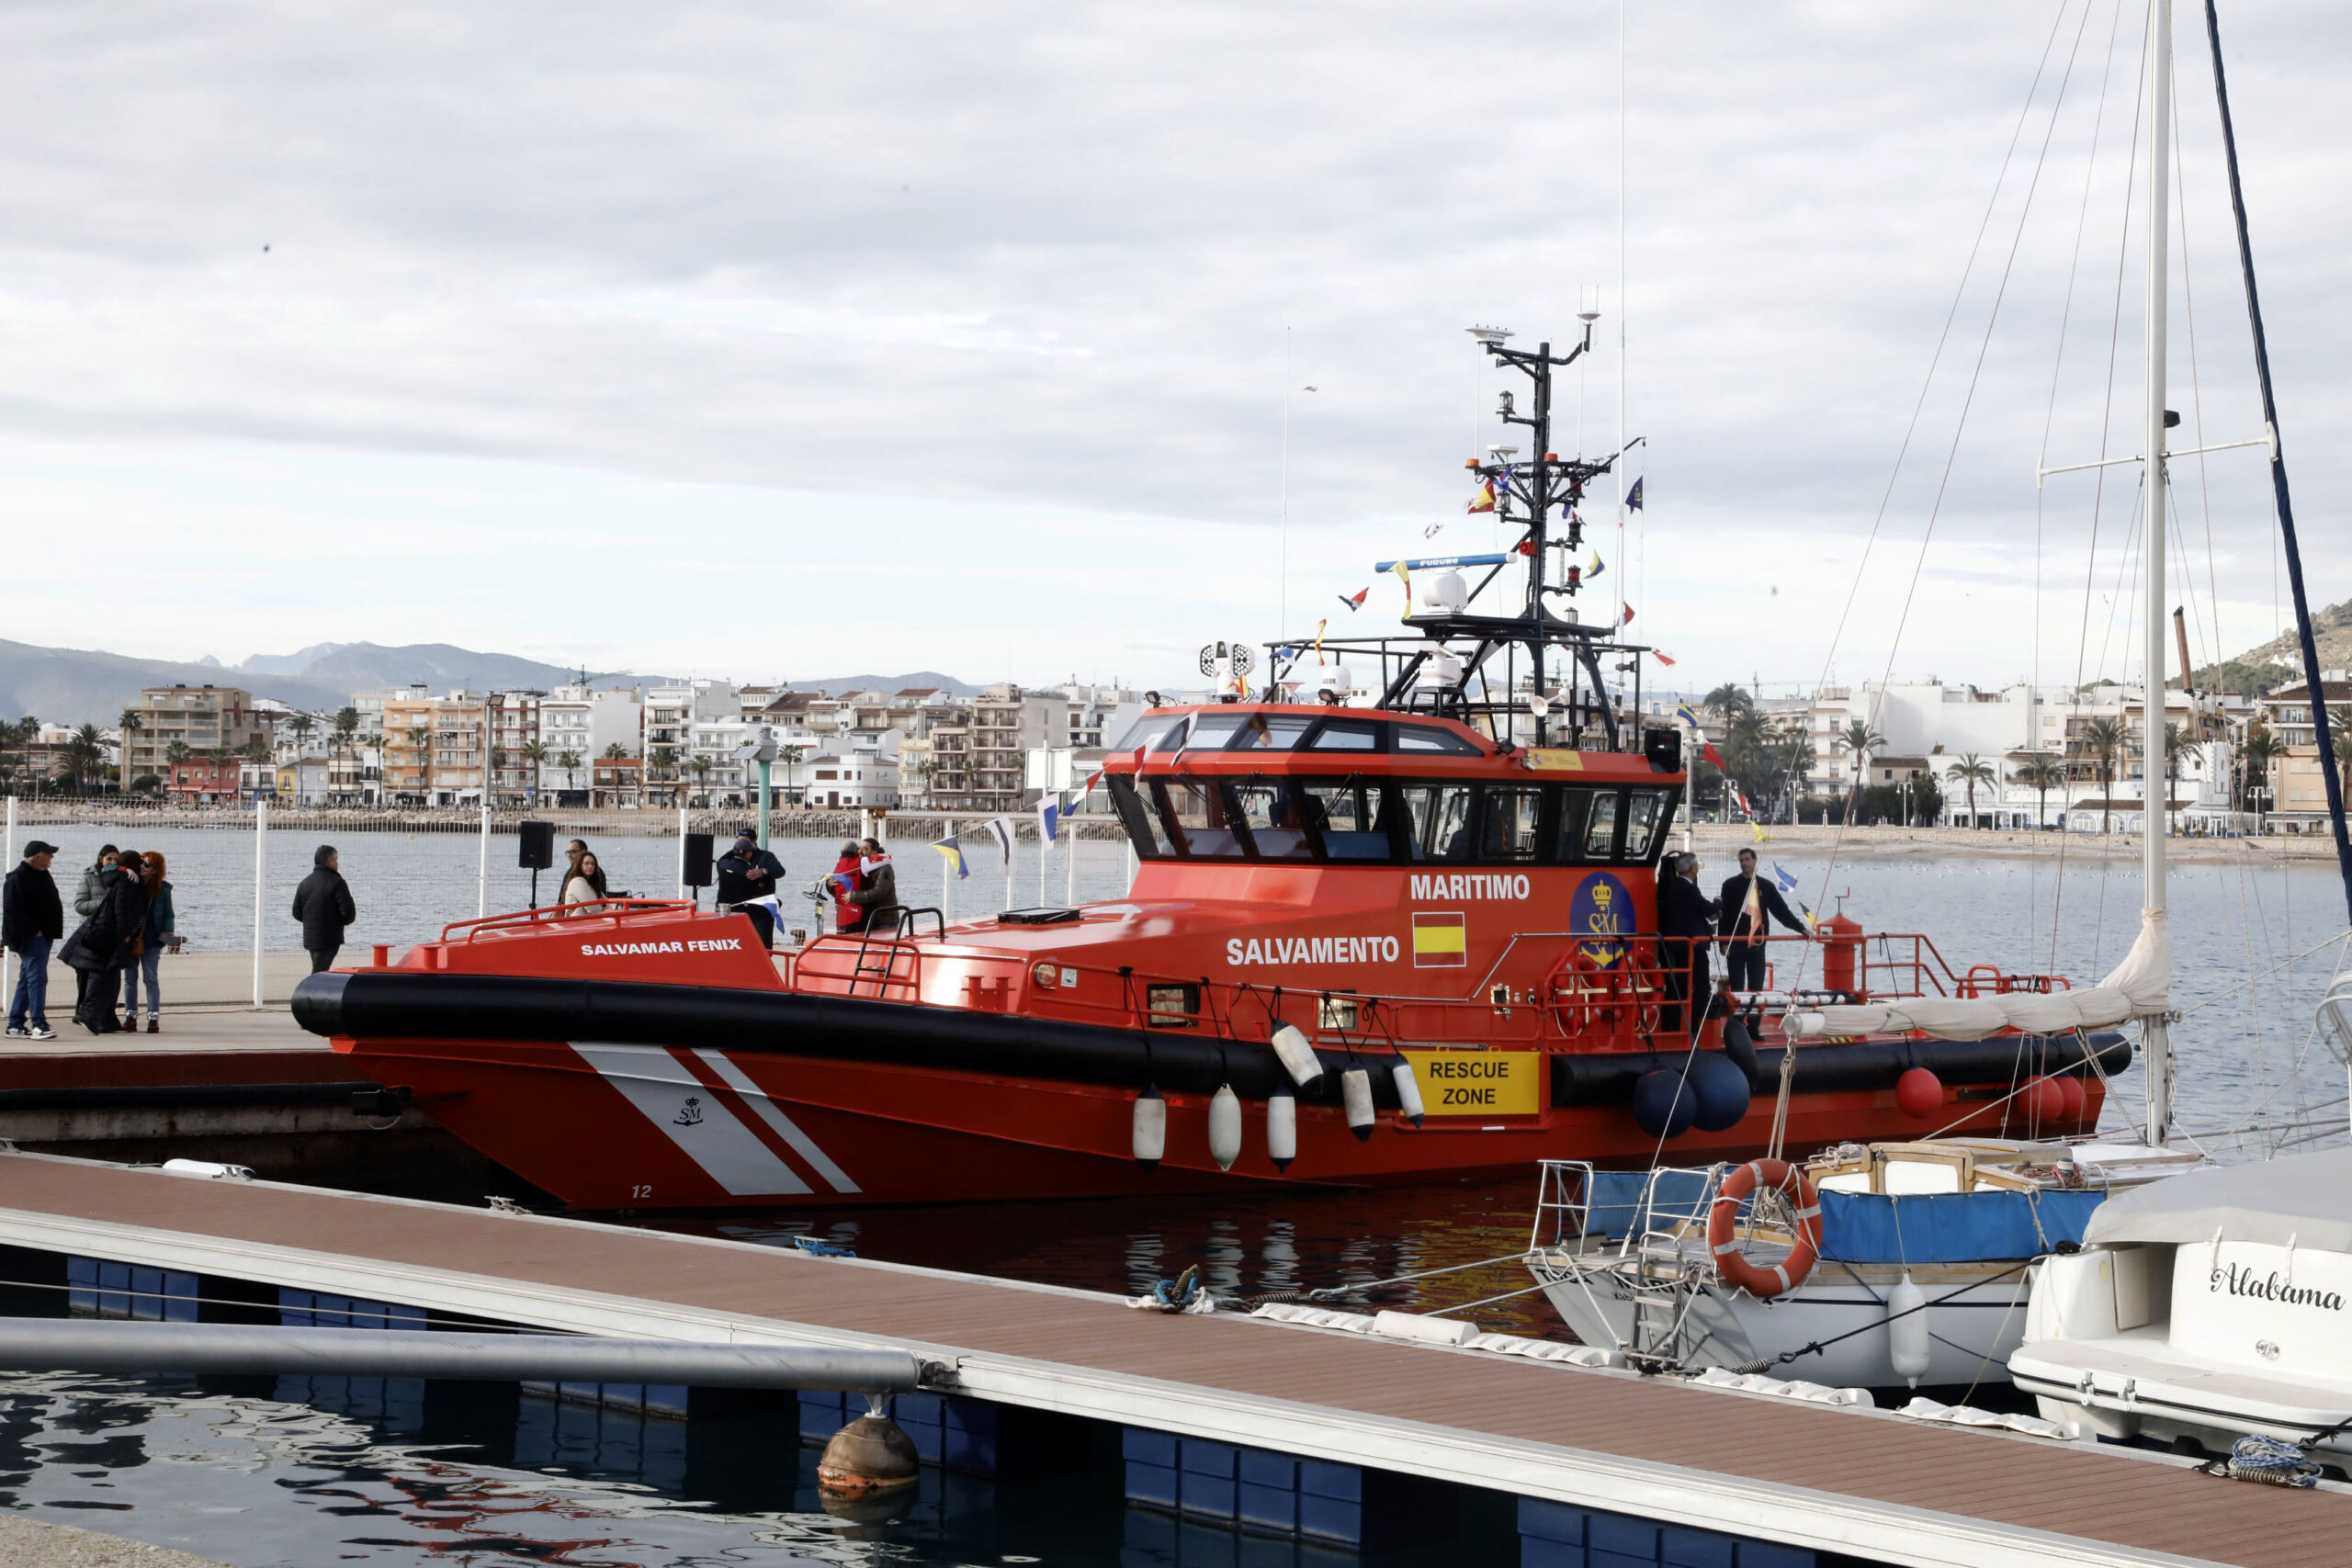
[0,0,2346,688]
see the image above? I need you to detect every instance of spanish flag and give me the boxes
[1467,476,1497,513]
[1411,911,1467,967]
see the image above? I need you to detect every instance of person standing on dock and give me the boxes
[73,852,146,1034]
[847,838,899,934]
[716,830,786,949]
[1656,852,1718,1037]
[292,846,356,973]
[1715,848,1808,1011]
[3,840,62,1041]
[119,851,175,1033]
[70,844,116,1019]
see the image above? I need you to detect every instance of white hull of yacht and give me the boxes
[1532,1246,2034,1389]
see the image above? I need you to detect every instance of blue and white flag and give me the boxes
[1036,795,1062,846]
[1771,863,1799,893]
[1627,476,1645,511]
[930,837,967,880]
[985,816,1017,867]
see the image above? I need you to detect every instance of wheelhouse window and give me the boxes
[1479,786,1544,861]
[1579,790,1623,862]
[1183,712,1250,751]
[1231,713,1316,752]
[1112,713,1185,752]
[1229,780,1318,861]
[1157,779,1244,858]
[1624,788,1671,863]
[1395,724,1483,755]
[1306,718,1384,751]
[1397,784,1474,862]
[1108,774,1177,859]
[1302,781,1389,862]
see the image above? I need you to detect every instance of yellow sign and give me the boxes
[1526,749,1584,772]
[1402,1050,1542,1116]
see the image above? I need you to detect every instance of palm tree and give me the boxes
[2160,722,2194,836]
[2239,725,2284,818]
[781,743,808,807]
[521,739,548,803]
[2012,754,2066,829]
[1835,719,1887,823]
[118,708,143,781]
[689,752,715,806]
[2081,717,2126,835]
[557,750,582,795]
[1703,682,1754,720]
[64,725,106,797]
[1944,752,1997,827]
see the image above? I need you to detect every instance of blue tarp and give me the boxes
[1583,1170,2107,1262]
[1817,1188,2107,1264]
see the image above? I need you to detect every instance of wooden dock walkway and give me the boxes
[0,1149,2339,1568]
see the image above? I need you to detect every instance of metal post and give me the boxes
[942,841,954,923]
[757,758,773,851]
[1067,817,1079,907]
[251,796,268,1009]
[2141,0,2175,1147]
[476,798,490,918]
[677,805,689,900]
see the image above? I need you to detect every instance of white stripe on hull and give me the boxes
[571,1043,812,1197]
[691,1048,861,1193]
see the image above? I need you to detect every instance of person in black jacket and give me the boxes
[4,840,63,1040]
[292,845,356,972]
[73,852,148,1034]
[714,830,786,950]
[1655,852,1719,1037]
[1716,848,1810,1003]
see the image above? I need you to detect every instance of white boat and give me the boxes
[1529,1140,2199,1389]
[2011,1147,2352,1472]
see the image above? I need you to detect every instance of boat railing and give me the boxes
[436,898,695,943]
[1531,1160,1597,1249]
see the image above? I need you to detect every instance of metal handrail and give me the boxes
[437,898,694,943]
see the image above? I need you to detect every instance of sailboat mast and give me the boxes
[2142,0,2176,1146]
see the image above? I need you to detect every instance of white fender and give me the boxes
[1207,1084,1242,1171]
[1270,1024,1325,1089]
[1390,1060,1426,1128]
[1341,1068,1375,1142]
[1267,1082,1296,1171]
[1132,1085,1166,1167]
[1888,1271,1929,1387]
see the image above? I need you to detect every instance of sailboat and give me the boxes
[1533,0,2352,1393]
[2008,0,2352,1471]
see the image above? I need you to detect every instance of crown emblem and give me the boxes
[1590,882,1613,909]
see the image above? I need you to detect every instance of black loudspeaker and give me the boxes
[1644,727,1683,773]
[517,819,556,871]
[681,832,714,888]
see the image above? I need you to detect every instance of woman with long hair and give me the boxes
[560,850,609,908]
[121,851,175,1032]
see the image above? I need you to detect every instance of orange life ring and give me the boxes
[1707,1159,1822,1299]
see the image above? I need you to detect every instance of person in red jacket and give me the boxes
[828,842,865,933]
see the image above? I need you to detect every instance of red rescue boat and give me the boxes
[293,328,2123,1209]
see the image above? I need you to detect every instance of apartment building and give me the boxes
[379,690,487,806]
[591,755,643,809]
[488,691,545,805]
[804,742,900,810]
[641,680,735,807]
[129,684,266,779]
[2259,674,2350,829]
[537,685,642,804]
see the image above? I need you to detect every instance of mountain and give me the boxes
[235,641,351,677]
[245,642,600,695]
[2190,597,2352,697]
[0,639,354,725]
[786,671,988,698]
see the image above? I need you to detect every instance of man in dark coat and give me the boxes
[1716,847,1810,1000]
[74,852,148,1033]
[713,830,786,950]
[4,840,63,1039]
[292,845,356,973]
[1655,852,1719,1037]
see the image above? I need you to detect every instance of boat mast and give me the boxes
[2201,0,2352,929]
[2141,0,2176,1146]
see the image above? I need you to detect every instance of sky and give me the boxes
[3,0,2347,697]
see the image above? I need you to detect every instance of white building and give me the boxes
[804,738,900,810]
[537,685,643,801]
[641,680,735,807]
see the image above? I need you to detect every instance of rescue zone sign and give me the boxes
[1399,1049,1541,1116]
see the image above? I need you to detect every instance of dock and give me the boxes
[0,1150,2338,1567]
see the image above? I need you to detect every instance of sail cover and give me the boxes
[1786,908,2169,1043]
[2084,1145,2352,1252]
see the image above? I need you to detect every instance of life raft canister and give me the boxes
[1706,1159,1822,1299]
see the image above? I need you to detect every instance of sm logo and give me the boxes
[1572,873,1633,968]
